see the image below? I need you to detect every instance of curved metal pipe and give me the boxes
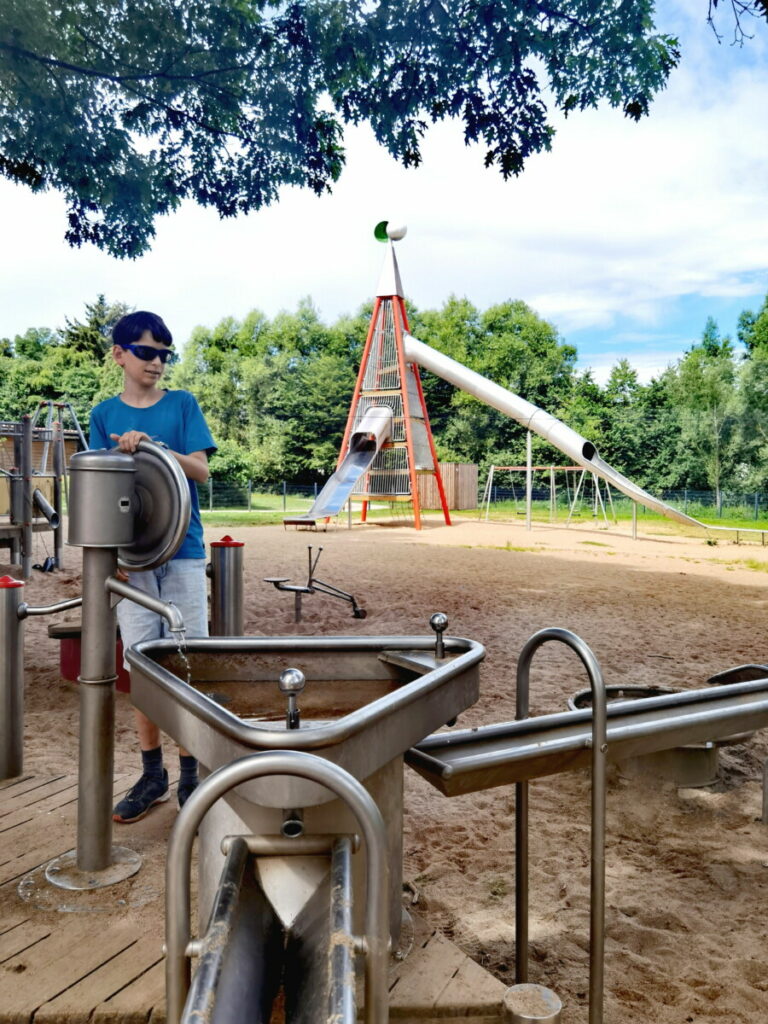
[33,487,60,529]
[105,576,185,634]
[17,596,82,619]
[515,628,607,1024]
[165,750,390,1024]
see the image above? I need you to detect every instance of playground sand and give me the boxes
[15,516,768,1022]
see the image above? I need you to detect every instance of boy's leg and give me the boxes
[113,569,170,823]
[159,559,208,807]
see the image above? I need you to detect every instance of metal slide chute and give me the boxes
[402,332,704,530]
[287,406,393,523]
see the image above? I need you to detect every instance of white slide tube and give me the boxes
[403,332,703,529]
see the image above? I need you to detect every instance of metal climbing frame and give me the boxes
[165,750,390,1024]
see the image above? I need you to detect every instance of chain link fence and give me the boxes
[198,480,321,512]
[478,482,768,523]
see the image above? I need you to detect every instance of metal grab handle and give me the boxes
[165,750,390,1024]
[17,596,82,619]
[515,627,607,1024]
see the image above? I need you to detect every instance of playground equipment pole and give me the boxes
[0,576,24,779]
[525,431,532,532]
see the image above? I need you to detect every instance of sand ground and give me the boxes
[9,514,768,1022]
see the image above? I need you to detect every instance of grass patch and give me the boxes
[579,540,612,547]
[714,558,768,573]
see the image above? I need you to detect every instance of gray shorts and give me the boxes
[116,558,208,670]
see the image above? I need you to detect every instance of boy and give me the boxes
[89,310,216,823]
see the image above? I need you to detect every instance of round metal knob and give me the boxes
[430,612,448,635]
[429,612,448,659]
[278,668,306,695]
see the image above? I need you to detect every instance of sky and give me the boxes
[1,3,767,384]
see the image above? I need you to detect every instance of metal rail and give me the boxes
[514,629,607,1024]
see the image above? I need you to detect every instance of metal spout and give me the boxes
[105,576,186,633]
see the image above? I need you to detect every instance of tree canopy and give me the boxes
[0,0,679,256]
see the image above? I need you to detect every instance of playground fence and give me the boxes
[478,484,768,524]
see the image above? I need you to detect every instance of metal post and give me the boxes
[209,536,244,635]
[53,421,64,569]
[247,480,252,512]
[525,432,532,532]
[0,576,24,779]
[283,481,287,512]
[209,480,213,512]
[632,502,637,541]
[77,547,119,871]
[21,416,33,578]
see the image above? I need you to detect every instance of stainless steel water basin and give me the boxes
[127,634,484,808]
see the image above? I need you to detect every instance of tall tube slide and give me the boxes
[403,333,704,530]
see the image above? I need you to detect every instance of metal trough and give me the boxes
[406,674,768,797]
[127,632,484,934]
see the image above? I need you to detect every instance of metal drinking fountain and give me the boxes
[46,440,191,890]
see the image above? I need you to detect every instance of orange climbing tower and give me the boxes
[337,224,451,529]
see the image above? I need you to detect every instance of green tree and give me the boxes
[62,295,132,359]
[737,292,768,353]
[1,1,679,256]
[674,321,739,501]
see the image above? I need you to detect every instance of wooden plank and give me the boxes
[0,919,53,963]
[389,931,466,1016]
[93,958,166,1024]
[0,783,79,833]
[0,777,71,813]
[0,916,137,1017]
[35,937,164,1024]
[438,955,507,1016]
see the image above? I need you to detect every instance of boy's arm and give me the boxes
[109,431,209,483]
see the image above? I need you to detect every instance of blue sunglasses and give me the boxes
[122,343,177,364]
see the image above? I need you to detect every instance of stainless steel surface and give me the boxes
[209,538,244,635]
[514,629,607,1024]
[77,547,118,871]
[22,417,32,577]
[407,677,768,795]
[17,596,82,618]
[0,578,24,779]
[328,837,356,1024]
[106,575,185,633]
[288,406,393,521]
[429,612,448,659]
[117,440,191,571]
[503,983,562,1023]
[402,331,704,530]
[68,448,136,548]
[181,837,282,1024]
[165,751,390,1024]
[33,487,60,529]
[127,634,483,809]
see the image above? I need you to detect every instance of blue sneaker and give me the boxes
[177,777,198,809]
[113,769,170,823]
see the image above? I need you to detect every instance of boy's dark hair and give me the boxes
[112,311,173,348]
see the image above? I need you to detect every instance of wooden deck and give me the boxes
[0,774,507,1024]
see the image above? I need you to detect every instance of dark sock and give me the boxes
[179,754,198,788]
[141,746,164,780]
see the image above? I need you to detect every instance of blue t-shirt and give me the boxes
[89,390,216,559]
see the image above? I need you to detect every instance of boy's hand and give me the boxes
[110,430,150,453]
